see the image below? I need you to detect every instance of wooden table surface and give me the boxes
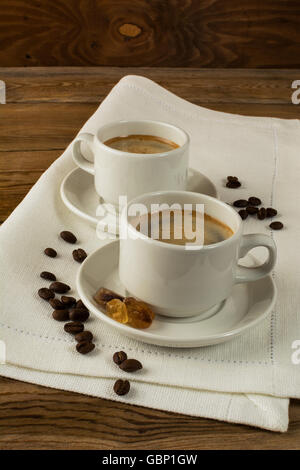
[0,67,299,450]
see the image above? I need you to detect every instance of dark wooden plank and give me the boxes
[0,97,299,220]
[0,100,298,153]
[0,103,97,151]
[0,68,300,449]
[0,377,299,450]
[1,68,300,104]
[1,1,300,68]
[0,149,60,220]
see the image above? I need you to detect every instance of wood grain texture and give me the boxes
[1,1,300,68]
[0,67,300,449]
[1,68,300,104]
[0,377,299,450]
[1,100,299,154]
[1,67,299,220]
[0,103,96,151]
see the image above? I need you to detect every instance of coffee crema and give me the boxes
[104,134,179,154]
[134,209,234,246]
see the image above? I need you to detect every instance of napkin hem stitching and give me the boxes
[0,321,271,365]
[119,80,299,133]
[269,120,279,368]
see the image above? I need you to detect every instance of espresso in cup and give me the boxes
[120,191,277,317]
[134,209,234,246]
[72,120,189,209]
[104,134,179,154]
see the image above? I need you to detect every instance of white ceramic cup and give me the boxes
[72,120,189,210]
[119,191,277,318]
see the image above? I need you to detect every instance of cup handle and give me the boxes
[235,234,277,283]
[72,133,95,175]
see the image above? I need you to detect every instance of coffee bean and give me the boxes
[76,341,95,355]
[248,197,261,206]
[233,199,248,208]
[40,271,56,281]
[69,308,90,322]
[61,295,76,307]
[246,206,259,215]
[226,180,241,188]
[257,208,266,220]
[75,331,93,342]
[38,287,55,300]
[49,298,64,310]
[119,358,142,373]
[113,351,127,365]
[52,309,70,321]
[113,379,130,396]
[60,230,77,244]
[238,209,248,220]
[44,248,57,258]
[266,207,278,218]
[64,321,84,334]
[76,300,87,309]
[72,248,87,263]
[270,221,283,230]
[49,281,70,294]
[227,176,238,182]
[93,287,124,307]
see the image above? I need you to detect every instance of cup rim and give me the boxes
[95,120,190,159]
[121,190,243,251]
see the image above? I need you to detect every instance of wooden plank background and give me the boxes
[1,67,299,224]
[1,67,300,449]
[1,0,300,68]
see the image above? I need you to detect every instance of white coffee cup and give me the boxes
[72,120,189,210]
[119,191,277,318]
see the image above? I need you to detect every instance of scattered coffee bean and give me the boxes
[72,248,87,263]
[269,221,283,230]
[238,209,248,220]
[49,298,65,310]
[38,288,55,300]
[226,180,241,189]
[52,309,70,322]
[61,295,76,307]
[257,208,266,220]
[113,351,127,365]
[64,321,84,334]
[44,248,57,258]
[248,197,261,206]
[233,199,248,208]
[246,206,259,215]
[94,287,124,307]
[40,271,56,281]
[75,331,93,342]
[266,208,278,218]
[113,379,130,396]
[76,341,95,355]
[60,230,77,244]
[49,281,70,294]
[227,176,238,182]
[119,358,142,373]
[69,308,90,322]
[76,300,87,309]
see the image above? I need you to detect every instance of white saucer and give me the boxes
[61,167,217,233]
[76,240,277,348]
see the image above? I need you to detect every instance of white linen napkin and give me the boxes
[1,75,300,432]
